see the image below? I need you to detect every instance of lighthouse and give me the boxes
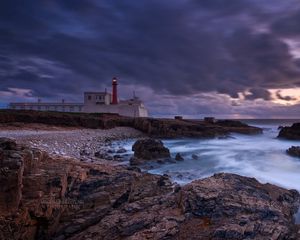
[112,77,118,104]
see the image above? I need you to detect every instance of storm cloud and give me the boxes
[1,0,300,117]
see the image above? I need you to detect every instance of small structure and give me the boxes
[174,116,183,120]
[204,117,216,124]
[9,78,148,117]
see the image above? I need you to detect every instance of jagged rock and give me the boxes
[79,149,90,156]
[0,145,23,216]
[278,123,300,140]
[175,153,184,161]
[287,146,300,158]
[178,173,300,240]
[0,138,17,150]
[1,139,299,240]
[130,139,170,165]
[192,154,199,160]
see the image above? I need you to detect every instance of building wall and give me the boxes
[9,94,148,117]
[82,101,148,117]
[84,92,111,106]
[9,102,148,117]
[10,104,83,112]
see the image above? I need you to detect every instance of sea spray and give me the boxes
[124,120,300,191]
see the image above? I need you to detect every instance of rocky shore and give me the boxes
[1,138,300,240]
[287,146,300,158]
[0,110,262,139]
[278,123,300,140]
[0,127,144,164]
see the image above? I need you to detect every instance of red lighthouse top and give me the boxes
[112,77,118,104]
[112,77,118,85]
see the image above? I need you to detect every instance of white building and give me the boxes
[9,78,149,117]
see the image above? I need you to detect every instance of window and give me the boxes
[88,95,92,100]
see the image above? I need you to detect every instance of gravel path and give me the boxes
[0,127,144,163]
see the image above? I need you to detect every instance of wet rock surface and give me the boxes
[278,123,300,140]
[175,153,184,161]
[1,139,299,240]
[287,146,300,158]
[130,138,171,165]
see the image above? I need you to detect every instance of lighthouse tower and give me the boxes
[112,77,118,104]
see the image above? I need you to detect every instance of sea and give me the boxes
[121,119,300,222]
[123,119,300,189]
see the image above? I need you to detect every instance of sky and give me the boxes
[1,0,300,118]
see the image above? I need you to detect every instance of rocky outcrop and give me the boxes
[175,153,184,161]
[178,173,300,239]
[1,139,299,240]
[130,138,171,165]
[287,146,300,158]
[0,110,262,139]
[278,123,300,140]
[132,118,262,138]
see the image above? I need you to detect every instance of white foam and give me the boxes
[145,122,300,190]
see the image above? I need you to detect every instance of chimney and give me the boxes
[112,77,118,104]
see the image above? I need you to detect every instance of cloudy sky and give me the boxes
[1,0,300,118]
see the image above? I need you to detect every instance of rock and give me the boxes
[113,154,123,161]
[130,139,170,165]
[94,151,105,158]
[178,173,300,240]
[107,149,115,154]
[79,149,90,156]
[287,146,300,158]
[278,123,300,140]
[192,154,199,160]
[175,153,184,161]
[0,137,17,150]
[116,148,127,154]
[0,141,23,216]
[1,139,300,240]
[216,120,248,128]
[130,157,142,166]
[133,118,262,138]
[0,110,262,139]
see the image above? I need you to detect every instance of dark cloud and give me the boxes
[272,11,300,36]
[276,91,297,101]
[244,88,272,101]
[0,0,300,116]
